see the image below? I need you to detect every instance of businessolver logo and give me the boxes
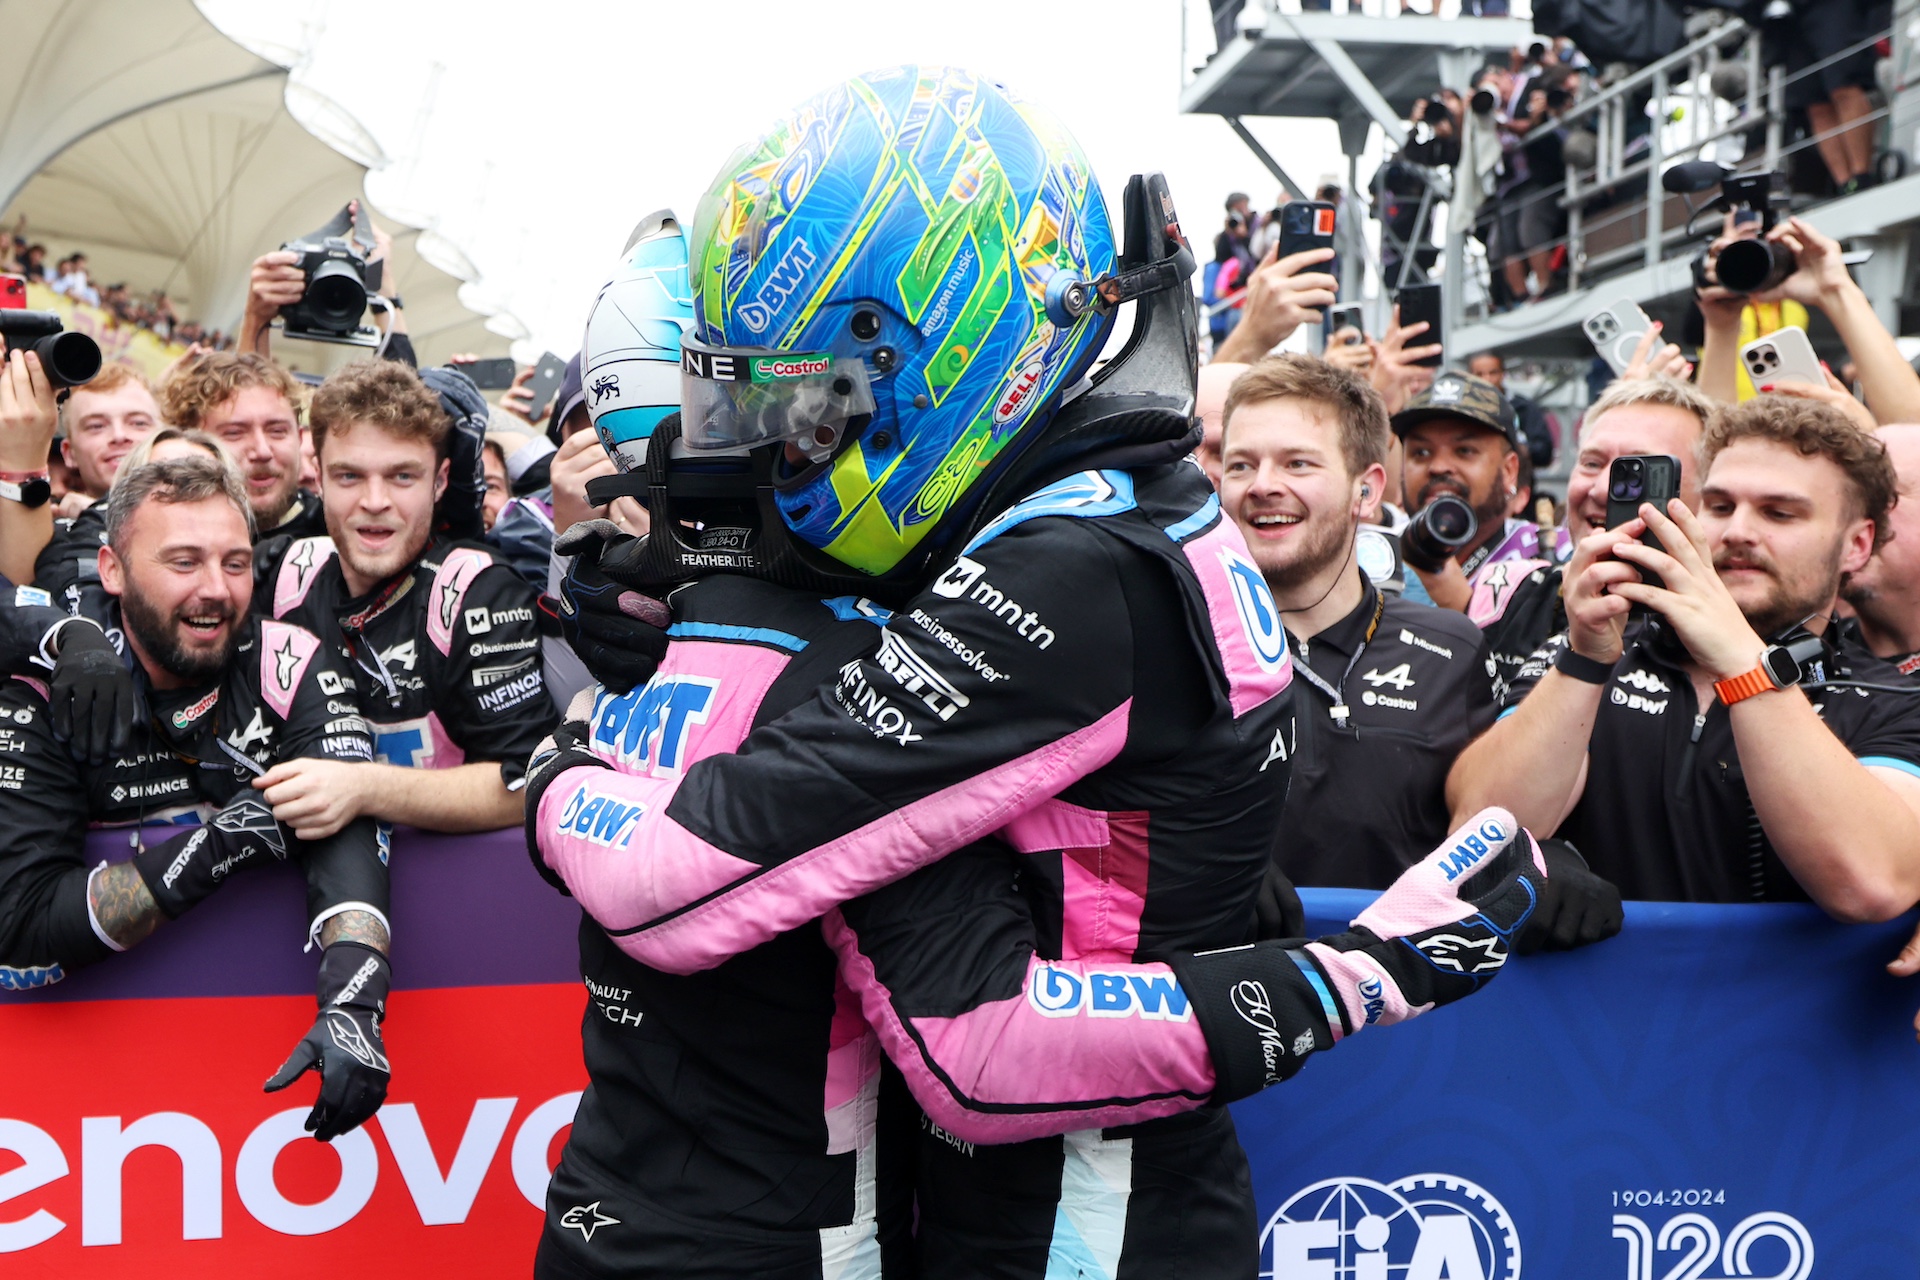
[1260,1174,1520,1280]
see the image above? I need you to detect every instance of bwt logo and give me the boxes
[1261,1174,1520,1280]
[556,786,646,848]
[1026,964,1191,1021]
[591,676,719,776]
[1440,818,1510,881]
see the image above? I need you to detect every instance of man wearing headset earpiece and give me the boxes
[1219,355,1521,893]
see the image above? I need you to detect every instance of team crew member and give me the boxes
[256,360,555,837]
[35,354,327,608]
[534,69,1546,1279]
[1452,396,1920,917]
[1219,355,1497,885]
[1842,423,1920,674]
[54,366,162,511]
[1471,378,1713,698]
[0,455,392,1140]
[1395,373,1540,613]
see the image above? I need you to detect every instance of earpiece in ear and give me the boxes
[1360,484,1371,498]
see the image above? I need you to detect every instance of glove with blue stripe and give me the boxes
[1169,807,1545,1102]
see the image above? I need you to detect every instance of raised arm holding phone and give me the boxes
[1449,395,1920,921]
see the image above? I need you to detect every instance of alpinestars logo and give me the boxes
[1616,669,1670,694]
[324,1010,389,1073]
[1415,931,1508,975]
[561,1201,621,1243]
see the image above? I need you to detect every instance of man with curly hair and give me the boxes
[1452,394,1920,918]
[252,360,556,838]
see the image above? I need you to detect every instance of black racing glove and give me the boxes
[132,795,290,919]
[45,619,132,766]
[1170,807,1545,1102]
[1514,837,1623,954]
[523,718,610,894]
[265,940,391,1142]
[554,519,670,695]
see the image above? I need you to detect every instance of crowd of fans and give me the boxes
[5,222,234,350]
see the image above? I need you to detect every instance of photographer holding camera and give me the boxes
[1698,211,1920,424]
[1394,372,1536,611]
[1450,395,1920,918]
[240,201,414,367]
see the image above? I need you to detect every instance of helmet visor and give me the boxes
[680,336,875,455]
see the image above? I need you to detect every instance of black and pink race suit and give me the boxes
[535,462,1302,1279]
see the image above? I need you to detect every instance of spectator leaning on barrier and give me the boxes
[1219,357,1503,883]
[252,360,556,839]
[0,453,391,1140]
[1473,377,1714,699]
[1450,395,1920,919]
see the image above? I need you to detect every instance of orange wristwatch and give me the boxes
[1713,644,1803,706]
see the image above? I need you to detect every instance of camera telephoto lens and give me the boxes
[1715,238,1795,294]
[1401,493,1479,572]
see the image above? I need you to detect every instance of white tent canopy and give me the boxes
[0,0,282,213]
[1,72,512,370]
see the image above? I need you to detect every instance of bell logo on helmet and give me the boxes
[992,361,1045,425]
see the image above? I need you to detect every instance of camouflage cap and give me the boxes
[1390,371,1522,451]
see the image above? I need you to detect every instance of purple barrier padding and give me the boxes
[0,825,581,1003]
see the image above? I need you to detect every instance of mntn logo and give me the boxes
[1026,964,1190,1021]
[557,786,646,848]
[1262,1174,1520,1280]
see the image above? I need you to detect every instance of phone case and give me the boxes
[1582,299,1653,376]
[1739,326,1824,389]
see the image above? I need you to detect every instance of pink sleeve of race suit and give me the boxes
[537,698,1132,975]
[816,842,1219,1145]
[825,914,1217,1144]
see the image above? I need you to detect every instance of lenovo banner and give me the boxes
[3,834,1917,1278]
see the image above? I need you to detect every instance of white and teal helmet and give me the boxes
[583,210,694,472]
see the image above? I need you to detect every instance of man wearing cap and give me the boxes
[1395,370,1540,610]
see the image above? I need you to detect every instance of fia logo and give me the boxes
[1262,1173,1520,1279]
[1220,546,1289,674]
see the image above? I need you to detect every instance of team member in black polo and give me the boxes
[1471,377,1714,700]
[1219,355,1497,888]
[1452,395,1920,916]
[1842,423,1920,677]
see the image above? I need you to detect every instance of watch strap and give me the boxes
[1714,665,1778,706]
[1554,646,1614,685]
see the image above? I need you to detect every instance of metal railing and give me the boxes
[1181,0,1536,90]
[1463,14,1897,317]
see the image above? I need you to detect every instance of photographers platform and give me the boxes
[1184,0,1920,367]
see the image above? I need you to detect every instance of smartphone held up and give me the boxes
[1605,454,1682,595]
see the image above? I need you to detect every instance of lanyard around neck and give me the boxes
[1291,590,1386,729]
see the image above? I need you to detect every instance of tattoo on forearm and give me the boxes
[89,862,161,950]
[321,909,390,954]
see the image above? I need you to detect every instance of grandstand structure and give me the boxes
[0,0,517,375]
[1184,0,1920,444]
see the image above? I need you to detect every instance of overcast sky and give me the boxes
[200,0,1397,360]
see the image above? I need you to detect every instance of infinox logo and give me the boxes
[1026,964,1190,1021]
[993,360,1044,425]
[1439,818,1510,882]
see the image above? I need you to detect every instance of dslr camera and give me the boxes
[0,311,103,389]
[1399,494,1478,573]
[1669,164,1796,294]
[279,203,382,347]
